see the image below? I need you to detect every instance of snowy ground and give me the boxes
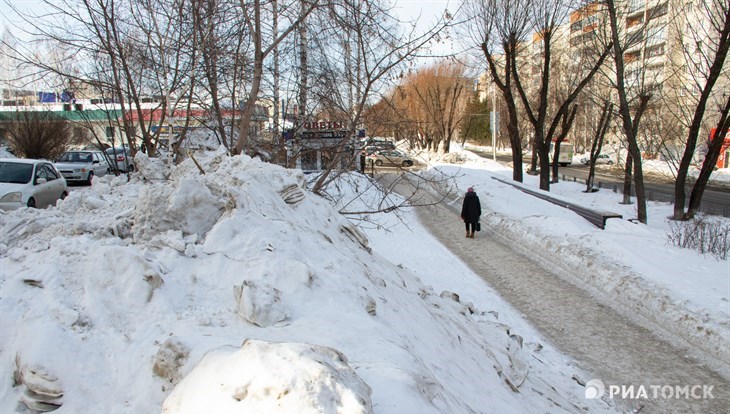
[415,146,729,378]
[0,143,726,413]
[1,148,619,413]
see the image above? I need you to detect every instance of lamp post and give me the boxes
[490,78,497,161]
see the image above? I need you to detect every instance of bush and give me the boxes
[6,111,73,160]
[667,216,730,260]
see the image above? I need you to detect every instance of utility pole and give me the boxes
[491,78,497,161]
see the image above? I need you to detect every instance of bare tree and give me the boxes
[671,0,730,220]
[510,0,612,191]
[466,0,531,182]
[386,61,471,153]
[301,0,453,194]
[603,0,662,223]
[232,0,318,156]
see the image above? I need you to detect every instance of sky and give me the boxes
[0,135,727,412]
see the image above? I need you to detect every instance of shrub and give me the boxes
[6,111,72,160]
[667,216,730,260]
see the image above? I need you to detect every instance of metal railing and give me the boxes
[492,176,623,229]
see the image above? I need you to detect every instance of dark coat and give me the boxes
[461,191,481,223]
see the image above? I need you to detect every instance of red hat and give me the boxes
[467,187,474,192]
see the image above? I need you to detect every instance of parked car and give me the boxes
[55,150,110,184]
[580,154,614,165]
[0,158,68,210]
[366,150,414,167]
[105,147,135,173]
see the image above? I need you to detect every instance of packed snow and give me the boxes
[419,147,729,377]
[0,142,727,413]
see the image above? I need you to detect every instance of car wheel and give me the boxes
[607,160,614,165]
[375,160,383,166]
[127,164,135,172]
[402,161,412,167]
[27,197,36,208]
[86,171,94,185]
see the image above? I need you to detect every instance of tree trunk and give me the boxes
[298,0,308,125]
[551,105,578,184]
[607,0,648,223]
[585,101,613,192]
[622,152,633,204]
[686,99,730,218]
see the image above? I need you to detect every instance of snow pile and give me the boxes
[0,148,614,412]
[423,148,730,378]
[162,340,373,414]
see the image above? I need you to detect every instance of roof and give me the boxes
[0,158,44,164]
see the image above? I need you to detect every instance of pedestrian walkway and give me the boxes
[396,179,728,413]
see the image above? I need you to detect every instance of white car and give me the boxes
[55,150,110,184]
[0,158,68,210]
[580,154,614,165]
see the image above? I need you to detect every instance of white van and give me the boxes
[549,142,574,166]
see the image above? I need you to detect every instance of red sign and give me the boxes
[710,128,730,168]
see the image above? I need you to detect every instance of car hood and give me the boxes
[0,181,28,197]
[54,162,91,169]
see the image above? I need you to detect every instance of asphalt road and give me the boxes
[470,150,730,217]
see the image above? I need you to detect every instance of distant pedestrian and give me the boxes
[461,187,481,238]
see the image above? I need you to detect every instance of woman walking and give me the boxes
[461,187,481,238]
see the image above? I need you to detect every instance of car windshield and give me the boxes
[58,152,93,163]
[0,161,33,184]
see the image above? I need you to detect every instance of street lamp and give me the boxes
[490,78,498,161]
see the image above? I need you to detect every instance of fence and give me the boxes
[559,174,730,218]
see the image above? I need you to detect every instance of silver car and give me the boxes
[0,158,68,210]
[366,150,414,167]
[55,150,110,184]
[105,147,135,173]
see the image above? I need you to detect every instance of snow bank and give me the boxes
[162,340,373,414]
[0,147,614,413]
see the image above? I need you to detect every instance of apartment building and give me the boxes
[476,0,728,165]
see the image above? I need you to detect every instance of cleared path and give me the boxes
[389,175,728,413]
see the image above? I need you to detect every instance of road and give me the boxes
[382,173,729,413]
[470,149,730,217]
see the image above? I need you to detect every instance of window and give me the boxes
[647,26,666,43]
[628,0,645,13]
[300,150,317,171]
[626,29,644,45]
[39,164,59,181]
[647,2,668,19]
[646,44,665,58]
[624,51,641,63]
[106,126,114,138]
[627,15,644,28]
[571,21,582,33]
